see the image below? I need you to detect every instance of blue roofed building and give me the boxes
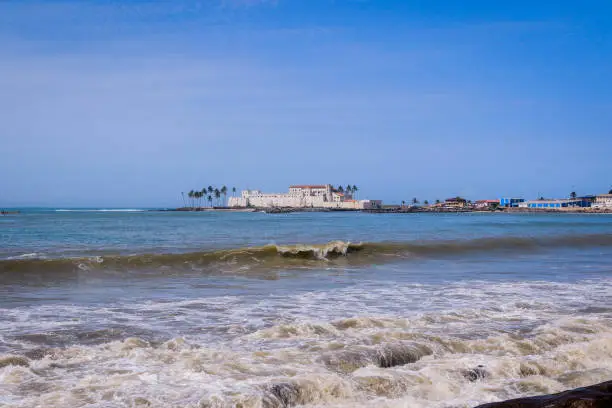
[500,198,525,208]
[518,198,592,209]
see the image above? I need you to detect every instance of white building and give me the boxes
[228,184,382,210]
[593,194,612,209]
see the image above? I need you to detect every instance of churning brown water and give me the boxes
[1,211,611,407]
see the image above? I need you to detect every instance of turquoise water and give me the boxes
[0,210,611,407]
[3,208,612,257]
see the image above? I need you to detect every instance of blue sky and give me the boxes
[1,0,610,206]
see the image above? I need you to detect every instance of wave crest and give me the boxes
[3,233,612,276]
[276,241,363,259]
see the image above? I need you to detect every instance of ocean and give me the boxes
[0,209,611,407]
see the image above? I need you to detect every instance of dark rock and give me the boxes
[376,343,432,368]
[23,348,54,360]
[321,342,432,373]
[464,365,488,382]
[263,383,301,408]
[475,380,612,408]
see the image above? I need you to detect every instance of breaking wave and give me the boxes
[2,233,612,275]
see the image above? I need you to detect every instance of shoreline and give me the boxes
[155,207,612,214]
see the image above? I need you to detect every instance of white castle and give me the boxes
[228,184,382,210]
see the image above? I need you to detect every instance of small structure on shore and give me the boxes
[500,198,525,208]
[1,210,20,215]
[474,200,499,210]
[518,198,592,209]
[593,193,612,209]
[443,197,468,209]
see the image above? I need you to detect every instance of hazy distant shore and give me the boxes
[155,206,612,214]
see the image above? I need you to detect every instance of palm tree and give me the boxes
[338,185,344,194]
[401,200,405,207]
[208,186,213,195]
[346,185,352,196]
[208,195,213,207]
[232,187,237,197]
[570,191,577,199]
[424,200,429,205]
[221,186,228,206]
[435,199,440,204]
[201,188,207,207]
[412,197,419,205]
[181,192,186,208]
[188,190,194,209]
[352,185,358,199]
[214,189,221,207]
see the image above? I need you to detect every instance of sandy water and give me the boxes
[0,210,611,407]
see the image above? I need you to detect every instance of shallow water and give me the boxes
[0,210,611,407]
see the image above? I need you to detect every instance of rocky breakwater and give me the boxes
[475,380,612,408]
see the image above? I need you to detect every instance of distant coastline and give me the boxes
[157,206,612,214]
[175,184,612,214]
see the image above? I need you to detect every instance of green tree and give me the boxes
[221,186,228,206]
[188,190,194,209]
[214,189,221,206]
[338,185,344,194]
[401,200,405,207]
[412,197,419,205]
[435,199,440,204]
[424,200,429,205]
[208,195,213,207]
[570,191,577,199]
[232,187,237,197]
[346,185,352,196]
[208,186,213,195]
[352,185,358,199]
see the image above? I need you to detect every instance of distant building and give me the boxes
[500,198,525,208]
[444,197,468,209]
[475,200,499,209]
[593,194,612,209]
[518,198,592,209]
[228,184,382,209]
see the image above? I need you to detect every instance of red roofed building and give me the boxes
[475,200,499,209]
[289,185,328,189]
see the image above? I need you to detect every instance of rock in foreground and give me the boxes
[475,380,612,408]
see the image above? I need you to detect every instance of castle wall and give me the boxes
[228,195,382,210]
